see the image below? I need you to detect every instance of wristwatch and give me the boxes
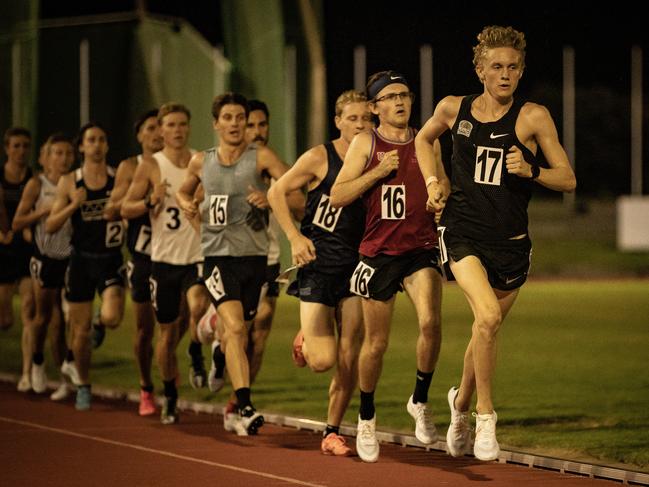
[530,164,540,180]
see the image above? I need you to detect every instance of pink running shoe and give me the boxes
[139,390,156,416]
[321,432,353,456]
[291,330,307,367]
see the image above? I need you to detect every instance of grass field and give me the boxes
[1,279,648,472]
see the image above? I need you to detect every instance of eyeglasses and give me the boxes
[374,91,415,103]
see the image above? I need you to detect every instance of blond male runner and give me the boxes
[13,134,75,397]
[415,25,576,460]
[268,90,372,455]
[330,72,448,463]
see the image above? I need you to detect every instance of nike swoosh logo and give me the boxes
[505,274,524,285]
[390,75,400,80]
[490,133,508,139]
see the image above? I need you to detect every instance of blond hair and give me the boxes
[158,102,191,124]
[335,90,367,117]
[473,25,526,69]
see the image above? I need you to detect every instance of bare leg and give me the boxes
[450,256,519,414]
[68,301,93,383]
[358,297,395,393]
[327,296,363,427]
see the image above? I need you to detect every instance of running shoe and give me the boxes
[406,394,437,444]
[321,432,353,456]
[356,415,379,463]
[473,411,499,461]
[446,386,472,457]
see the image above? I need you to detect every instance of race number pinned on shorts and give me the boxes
[149,277,158,310]
[437,226,448,264]
[350,261,375,298]
[209,195,229,226]
[381,184,406,220]
[134,225,152,255]
[206,265,226,301]
[106,221,125,248]
[29,256,43,286]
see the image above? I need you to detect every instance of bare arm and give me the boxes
[507,103,576,192]
[415,96,460,212]
[256,146,305,220]
[176,151,204,220]
[45,174,85,233]
[122,156,159,219]
[105,157,136,220]
[268,146,324,266]
[330,131,398,208]
[0,187,8,234]
[12,177,45,231]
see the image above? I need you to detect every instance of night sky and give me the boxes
[38,1,649,194]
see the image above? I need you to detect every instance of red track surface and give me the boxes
[0,382,618,487]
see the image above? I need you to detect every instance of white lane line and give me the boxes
[0,415,324,487]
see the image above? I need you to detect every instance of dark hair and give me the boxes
[46,133,73,147]
[134,109,159,136]
[212,92,249,120]
[76,122,108,149]
[247,99,269,119]
[3,127,31,147]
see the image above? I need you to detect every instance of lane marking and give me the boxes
[0,415,324,487]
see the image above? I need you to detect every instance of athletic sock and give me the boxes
[359,390,375,420]
[141,384,154,393]
[32,352,44,365]
[188,340,203,359]
[235,387,252,411]
[66,349,75,362]
[324,425,340,437]
[212,343,225,367]
[413,369,434,404]
[163,379,178,399]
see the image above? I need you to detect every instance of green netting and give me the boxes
[0,0,39,143]
[2,12,230,162]
[221,0,290,161]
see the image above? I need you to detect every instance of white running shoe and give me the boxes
[446,387,472,457]
[223,412,248,436]
[406,395,437,444]
[473,411,500,461]
[239,406,264,435]
[61,360,81,386]
[31,363,48,393]
[356,415,379,463]
[17,374,31,392]
[50,381,73,401]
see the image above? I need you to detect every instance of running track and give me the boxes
[0,382,619,487]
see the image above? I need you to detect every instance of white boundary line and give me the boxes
[0,415,324,487]
[1,374,648,485]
